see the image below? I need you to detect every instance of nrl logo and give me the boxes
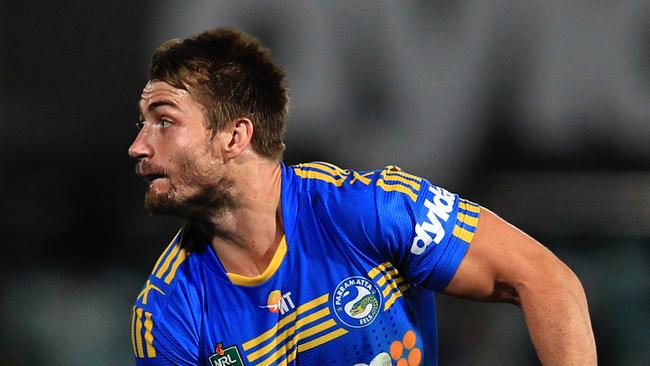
[208,343,245,366]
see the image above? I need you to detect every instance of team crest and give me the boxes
[332,276,382,328]
[208,343,245,366]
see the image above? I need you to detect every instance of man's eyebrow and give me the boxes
[147,99,179,111]
[137,99,180,116]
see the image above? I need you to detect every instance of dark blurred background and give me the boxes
[1,1,648,365]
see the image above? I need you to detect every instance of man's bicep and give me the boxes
[442,207,549,303]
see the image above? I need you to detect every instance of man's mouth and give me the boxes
[142,174,166,183]
[135,162,168,185]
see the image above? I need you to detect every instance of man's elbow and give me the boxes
[510,250,587,307]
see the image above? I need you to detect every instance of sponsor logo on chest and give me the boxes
[410,186,456,255]
[259,289,296,315]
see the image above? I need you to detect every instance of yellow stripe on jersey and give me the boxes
[349,171,373,185]
[243,293,329,350]
[296,162,375,186]
[299,162,348,177]
[281,327,349,365]
[152,225,185,275]
[131,308,138,357]
[164,247,189,284]
[459,200,481,214]
[294,168,346,186]
[381,276,406,298]
[243,312,300,351]
[293,162,361,187]
[143,312,157,358]
[255,319,339,366]
[151,234,191,284]
[375,166,422,201]
[297,327,349,353]
[458,211,479,227]
[368,262,391,279]
[368,262,398,287]
[134,308,145,358]
[377,267,399,287]
[137,280,165,305]
[453,225,476,244]
[384,284,410,311]
[453,200,480,244]
[154,244,180,279]
[376,180,418,202]
[243,293,347,366]
[294,308,330,331]
[382,170,422,192]
[246,307,330,362]
[368,262,410,311]
[389,169,422,182]
[318,161,350,172]
[382,165,422,182]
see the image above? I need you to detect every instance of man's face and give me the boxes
[129,80,234,218]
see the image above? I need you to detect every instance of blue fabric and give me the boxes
[132,162,480,365]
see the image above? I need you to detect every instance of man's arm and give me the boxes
[443,208,597,365]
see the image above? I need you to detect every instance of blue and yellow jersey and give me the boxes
[131,162,480,366]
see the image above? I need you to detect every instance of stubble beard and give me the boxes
[144,151,237,221]
[144,178,236,221]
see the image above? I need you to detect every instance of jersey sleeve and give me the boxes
[131,227,201,365]
[372,166,481,291]
[131,298,200,365]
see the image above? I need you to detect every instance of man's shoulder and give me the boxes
[287,161,426,205]
[133,223,204,314]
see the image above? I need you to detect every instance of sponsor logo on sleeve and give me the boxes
[410,186,456,255]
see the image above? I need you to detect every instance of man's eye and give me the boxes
[135,119,172,130]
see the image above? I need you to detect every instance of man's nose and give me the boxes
[128,128,153,160]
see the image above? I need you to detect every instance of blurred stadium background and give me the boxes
[1,1,648,364]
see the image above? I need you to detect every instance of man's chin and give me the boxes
[144,192,185,217]
[143,191,212,219]
[142,181,236,219]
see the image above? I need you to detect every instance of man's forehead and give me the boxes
[137,80,211,119]
[140,80,191,105]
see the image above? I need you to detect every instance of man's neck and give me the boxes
[198,159,284,277]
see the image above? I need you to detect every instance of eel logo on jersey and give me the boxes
[410,185,456,255]
[332,276,382,328]
[208,343,245,366]
[259,290,296,315]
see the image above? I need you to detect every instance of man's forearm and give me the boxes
[442,209,597,364]
[518,261,596,365]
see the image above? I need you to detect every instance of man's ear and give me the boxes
[222,118,254,159]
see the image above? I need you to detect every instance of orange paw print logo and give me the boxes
[390,330,421,366]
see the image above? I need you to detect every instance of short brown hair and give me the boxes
[149,27,289,159]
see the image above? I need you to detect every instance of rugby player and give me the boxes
[129,27,596,365]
